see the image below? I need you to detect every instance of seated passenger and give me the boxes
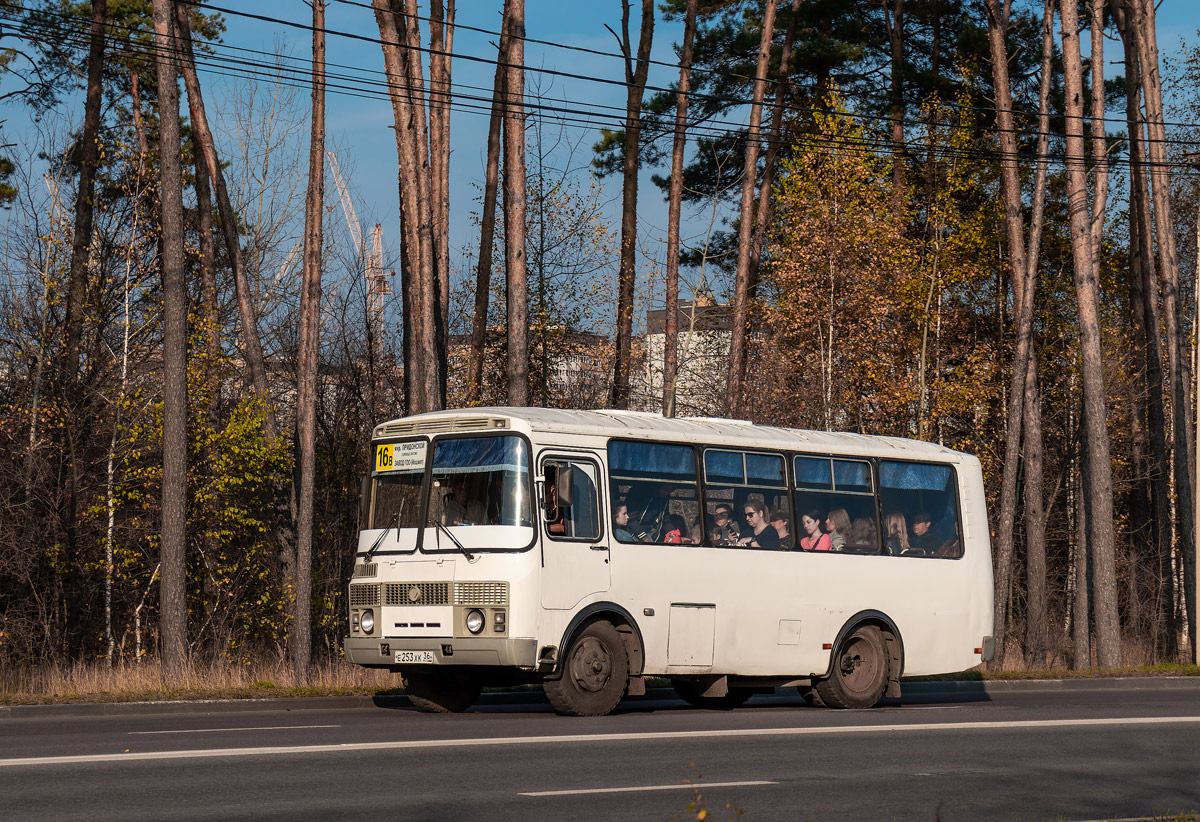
[738,501,780,548]
[612,503,641,542]
[825,508,851,552]
[799,508,832,551]
[884,511,910,555]
[662,513,694,544]
[770,509,793,549]
[709,504,740,546]
[848,516,878,550]
[443,476,485,525]
[910,511,938,554]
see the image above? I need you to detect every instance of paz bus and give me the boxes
[343,407,994,716]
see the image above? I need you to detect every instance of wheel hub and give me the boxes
[570,636,611,692]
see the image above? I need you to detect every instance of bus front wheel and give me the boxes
[813,625,889,709]
[544,620,629,716]
[403,670,482,713]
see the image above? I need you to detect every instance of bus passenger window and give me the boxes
[607,441,701,544]
[793,456,877,553]
[704,449,790,550]
[878,461,962,559]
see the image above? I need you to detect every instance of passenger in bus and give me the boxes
[710,504,740,545]
[770,510,793,549]
[848,516,877,550]
[884,511,911,555]
[799,509,832,551]
[662,513,694,544]
[910,511,939,554]
[443,476,485,525]
[625,483,670,542]
[825,508,851,552]
[738,501,779,548]
[612,503,639,542]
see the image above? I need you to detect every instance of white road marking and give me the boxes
[128,725,339,735]
[3,715,1199,768]
[520,780,775,797]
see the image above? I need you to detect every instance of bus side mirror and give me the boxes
[556,465,575,507]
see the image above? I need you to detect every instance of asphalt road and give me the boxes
[2,682,1199,822]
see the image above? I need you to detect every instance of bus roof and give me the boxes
[374,407,974,464]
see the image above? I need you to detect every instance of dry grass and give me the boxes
[0,656,399,705]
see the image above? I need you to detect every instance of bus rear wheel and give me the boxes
[544,620,629,717]
[672,679,753,710]
[403,670,483,713]
[813,625,889,709]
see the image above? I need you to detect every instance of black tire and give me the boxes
[403,670,483,713]
[544,620,629,716]
[672,679,753,710]
[813,625,889,709]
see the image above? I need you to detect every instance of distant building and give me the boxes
[448,327,612,409]
[640,295,730,417]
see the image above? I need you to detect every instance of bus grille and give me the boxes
[376,417,508,437]
[348,583,380,607]
[454,581,509,606]
[352,563,378,578]
[384,582,450,606]
[376,581,509,607]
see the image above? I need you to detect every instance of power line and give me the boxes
[2,2,1198,176]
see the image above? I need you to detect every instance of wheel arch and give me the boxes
[555,601,645,678]
[824,610,904,698]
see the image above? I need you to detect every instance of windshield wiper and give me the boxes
[430,517,475,562]
[362,511,400,561]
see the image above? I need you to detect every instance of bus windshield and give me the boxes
[368,435,531,533]
[427,435,531,528]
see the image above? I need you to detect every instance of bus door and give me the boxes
[539,456,611,609]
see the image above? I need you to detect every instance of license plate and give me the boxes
[395,650,435,664]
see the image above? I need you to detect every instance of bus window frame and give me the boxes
[419,430,538,555]
[873,456,966,560]
[539,453,606,544]
[366,434,429,554]
[606,438,702,545]
[700,446,791,550]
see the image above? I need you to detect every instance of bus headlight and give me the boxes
[360,609,375,634]
[465,609,485,635]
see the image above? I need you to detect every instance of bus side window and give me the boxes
[878,461,962,559]
[545,460,601,542]
[607,440,700,543]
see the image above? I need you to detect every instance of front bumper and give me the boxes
[344,636,537,669]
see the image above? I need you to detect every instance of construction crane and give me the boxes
[326,151,393,319]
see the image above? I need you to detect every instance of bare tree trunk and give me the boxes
[1073,412,1092,668]
[1060,0,1121,667]
[726,0,776,418]
[374,0,443,413]
[467,17,509,406]
[152,0,188,671]
[429,0,454,391]
[191,129,218,364]
[1130,0,1196,661]
[610,0,654,409]
[502,0,529,406]
[130,70,149,158]
[883,0,905,218]
[1021,0,1054,669]
[662,0,697,418]
[292,0,325,681]
[467,17,510,406]
[1116,0,1174,657]
[747,0,800,299]
[983,0,1033,667]
[174,3,275,437]
[62,0,107,384]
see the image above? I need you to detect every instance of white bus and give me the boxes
[344,408,994,716]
